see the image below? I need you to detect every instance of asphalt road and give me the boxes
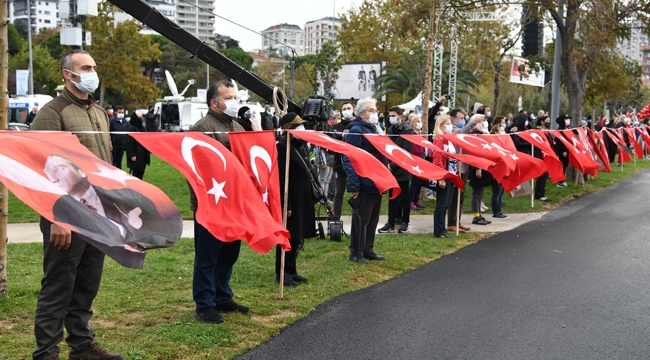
[237,169,650,360]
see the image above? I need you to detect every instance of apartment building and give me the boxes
[8,0,60,33]
[261,23,304,57]
[303,17,339,55]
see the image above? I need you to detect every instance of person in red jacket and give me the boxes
[431,114,457,238]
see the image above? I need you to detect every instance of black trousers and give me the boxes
[332,171,347,219]
[535,172,549,198]
[349,192,382,257]
[112,148,124,169]
[448,172,468,227]
[130,168,145,180]
[275,237,303,276]
[33,217,105,359]
[387,180,411,225]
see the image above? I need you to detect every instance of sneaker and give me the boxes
[194,307,225,324]
[291,274,308,283]
[69,342,124,360]
[349,254,369,264]
[415,201,425,209]
[492,213,509,219]
[472,216,489,225]
[398,224,410,233]
[556,181,568,188]
[377,222,395,233]
[214,300,250,314]
[479,215,492,224]
[410,202,418,210]
[275,273,298,286]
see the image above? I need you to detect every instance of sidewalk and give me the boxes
[6,212,546,244]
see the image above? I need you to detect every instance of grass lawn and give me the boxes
[0,232,486,359]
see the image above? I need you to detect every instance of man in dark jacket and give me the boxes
[378,106,415,234]
[330,101,355,219]
[554,114,572,187]
[426,94,450,135]
[109,105,128,169]
[512,113,550,201]
[144,104,160,132]
[344,98,387,263]
[260,104,274,130]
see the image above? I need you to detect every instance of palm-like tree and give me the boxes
[374,51,480,104]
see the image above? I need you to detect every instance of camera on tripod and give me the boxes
[301,96,332,131]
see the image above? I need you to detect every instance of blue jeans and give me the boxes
[433,182,454,236]
[491,182,505,216]
[192,218,241,309]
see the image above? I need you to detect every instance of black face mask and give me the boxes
[545,122,551,127]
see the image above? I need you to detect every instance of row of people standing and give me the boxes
[108,108,151,180]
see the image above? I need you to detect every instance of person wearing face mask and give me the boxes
[190,80,249,324]
[261,104,275,130]
[331,101,356,219]
[109,105,129,169]
[30,50,126,360]
[344,98,387,263]
[377,106,415,234]
[426,94,451,135]
[105,105,115,121]
[275,113,316,286]
[512,113,550,202]
[490,116,506,134]
[408,114,427,210]
[432,114,458,238]
[235,106,254,131]
[553,114,572,187]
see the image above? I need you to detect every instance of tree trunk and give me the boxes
[562,55,587,183]
[0,0,9,298]
[100,81,106,108]
[493,60,502,117]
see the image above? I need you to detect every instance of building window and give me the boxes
[44,19,50,23]
[316,25,319,29]
[264,40,268,45]
[44,11,50,15]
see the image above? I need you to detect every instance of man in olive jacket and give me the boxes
[30,49,124,360]
[190,80,249,325]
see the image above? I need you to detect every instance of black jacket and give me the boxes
[386,120,415,181]
[125,125,151,171]
[331,119,353,173]
[427,101,444,135]
[144,110,159,131]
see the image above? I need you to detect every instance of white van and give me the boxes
[9,94,53,124]
[157,97,208,131]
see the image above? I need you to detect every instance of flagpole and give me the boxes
[279,132,292,299]
[531,146,534,208]
[455,160,462,236]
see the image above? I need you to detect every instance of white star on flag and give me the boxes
[90,163,137,185]
[262,187,269,205]
[482,143,493,150]
[509,153,519,161]
[207,178,227,205]
[411,165,424,174]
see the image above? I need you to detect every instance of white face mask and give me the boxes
[342,109,353,119]
[294,124,305,131]
[116,113,124,120]
[565,119,571,126]
[67,70,99,94]
[444,124,453,134]
[415,122,422,130]
[367,113,379,125]
[486,111,492,117]
[218,98,239,117]
[389,116,398,125]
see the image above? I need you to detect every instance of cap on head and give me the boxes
[279,112,306,130]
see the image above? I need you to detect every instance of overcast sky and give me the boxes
[213,0,358,52]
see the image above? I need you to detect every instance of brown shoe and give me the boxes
[69,342,124,360]
[447,226,466,233]
[41,353,60,360]
[458,224,471,231]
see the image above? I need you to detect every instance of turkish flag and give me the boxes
[439,133,517,181]
[490,134,548,191]
[550,130,600,176]
[604,128,633,163]
[594,131,611,171]
[287,129,400,198]
[0,132,183,269]
[363,134,464,190]
[229,131,282,224]
[637,127,650,153]
[576,127,608,173]
[514,130,566,183]
[583,128,610,173]
[624,127,644,158]
[400,134,497,173]
[130,132,291,253]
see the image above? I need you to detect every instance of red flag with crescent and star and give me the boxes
[577,127,608,173]
[362,134,464,190]
[0,131,183,269]
[286,129,400,199]
[594,131,611,172]
[490,134,548,191]
[229,131,282,224]
[512,130,566,183]
[400,134,498,173]
[439,133,518,182]
[130,132,291,253]
[624,127,644,158]
[637,127,650,153]
[550,130,600,176]
[604,128,633,163]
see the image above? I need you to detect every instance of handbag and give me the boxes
[294,146,323,203]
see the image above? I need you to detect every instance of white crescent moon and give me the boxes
[385,144,414,160]
[456,134,485,147]
[530,132,544,144]
[181,137,226,182]
[0,153,66,195]
[250,145,272,186]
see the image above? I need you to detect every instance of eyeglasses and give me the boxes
[364,109,378,114]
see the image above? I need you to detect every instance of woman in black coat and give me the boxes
[275,112,316,286]
[125,112,151,180]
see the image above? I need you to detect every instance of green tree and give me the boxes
[314,41,344,100]
[7,24,25,56]
[8,46,60,95]
[218,48,254,71]
[39,32,71,59]
[84,2,161,108]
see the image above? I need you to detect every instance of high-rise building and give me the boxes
[261,23,304,57]
[8,0,61,33]
[617,19,650,65]
[174,0,215,42]
[303,17,340,55]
